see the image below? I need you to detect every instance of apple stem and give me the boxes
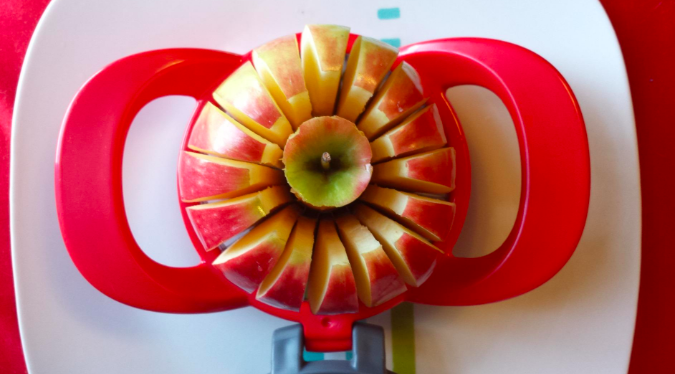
[321,152,331,171]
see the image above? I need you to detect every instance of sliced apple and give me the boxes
[186,185,292,251]
[213,205,301,293]
[335,214,406,307]
[187,102,283,168]
[353,204,443,287]
[307,219,359,314]
[360,185,455,242]
[336,36,398,122]
[301,24,350,116]
[252,35,312,129]
[256,216,316,310]
[213,61,293,147]
[370,105,446,163]
[178,151,285,202]
[357,62,427,139]
[371,148,456,194]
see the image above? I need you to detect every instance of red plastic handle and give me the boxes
[401,38,590,305]
[55,49,249,312]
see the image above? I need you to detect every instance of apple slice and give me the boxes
[186,185,292,251]
[252,35,312,130]
[213,61,293,147]
[307,219,359,314]
[353,204,443,287]
[283,116,372,209]
[370,105,446,163]
[335,214,406,307]
[256,216,317,310]
[371,148,456,194]
[336,36,398,122]
[301,24,350,116]
[213,205,301,293]
[187,102,283,168]
[178,151,285,202]
[360,185,455,242]
[357,62,427,139]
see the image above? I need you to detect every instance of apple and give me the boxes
[213,205,301,293]
[359,185,456,242]
[213,61,293,147]
[301,24,350,116]
[252,35,312,129]
[357,62,427,139]
[371,147,456,194]
[353,204,443,287]
[282,116,372,209]
[370,104,446,163]
[307,219,359,314]
[178,25,463,314]
[335,214,406,307]
[187,102,283,168]
[256,216,316,310]
[336,36,398,122]
[178,151,285,202]
[186,185,292,251]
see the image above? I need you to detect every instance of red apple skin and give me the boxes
[215,241,283,293]
[353,39,398,93]
[308,219,359,314]
[390,105,446,156]
[213,205,300,292]
[360,185,455,242]
[336,36,398,122]
[213,62,292,147]
[378,78,424,120]
[305,25,349,71]
[335,213,406,307]
[315,263,359,315]
[358,62,427,139]
[257,216,316,311]
[216,62,281,130]
[186,186,291,250]
[370,105,446,163]
[395,233,439,286]
[372,148,456,194]
[178,152,283,202]
[257,264,309,310]
[401,198,455,242]
[187,200,263,250]
[179,152,246,201]
[407,148,455,190]
[353,204,442,287]
[187,102,266,164]
[362,249,407,306]
[254,35,306,99]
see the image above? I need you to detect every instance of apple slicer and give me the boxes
[55,32,590,373]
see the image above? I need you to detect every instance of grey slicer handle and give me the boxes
[270,323,395,374]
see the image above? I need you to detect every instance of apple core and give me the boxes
[282,116,372,210]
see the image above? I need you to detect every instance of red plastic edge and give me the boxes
[55,49,250,313]
[401,38,591,305]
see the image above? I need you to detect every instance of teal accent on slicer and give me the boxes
[303,349,324,362]
[381,38,401,48]
[377,7,401,20]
